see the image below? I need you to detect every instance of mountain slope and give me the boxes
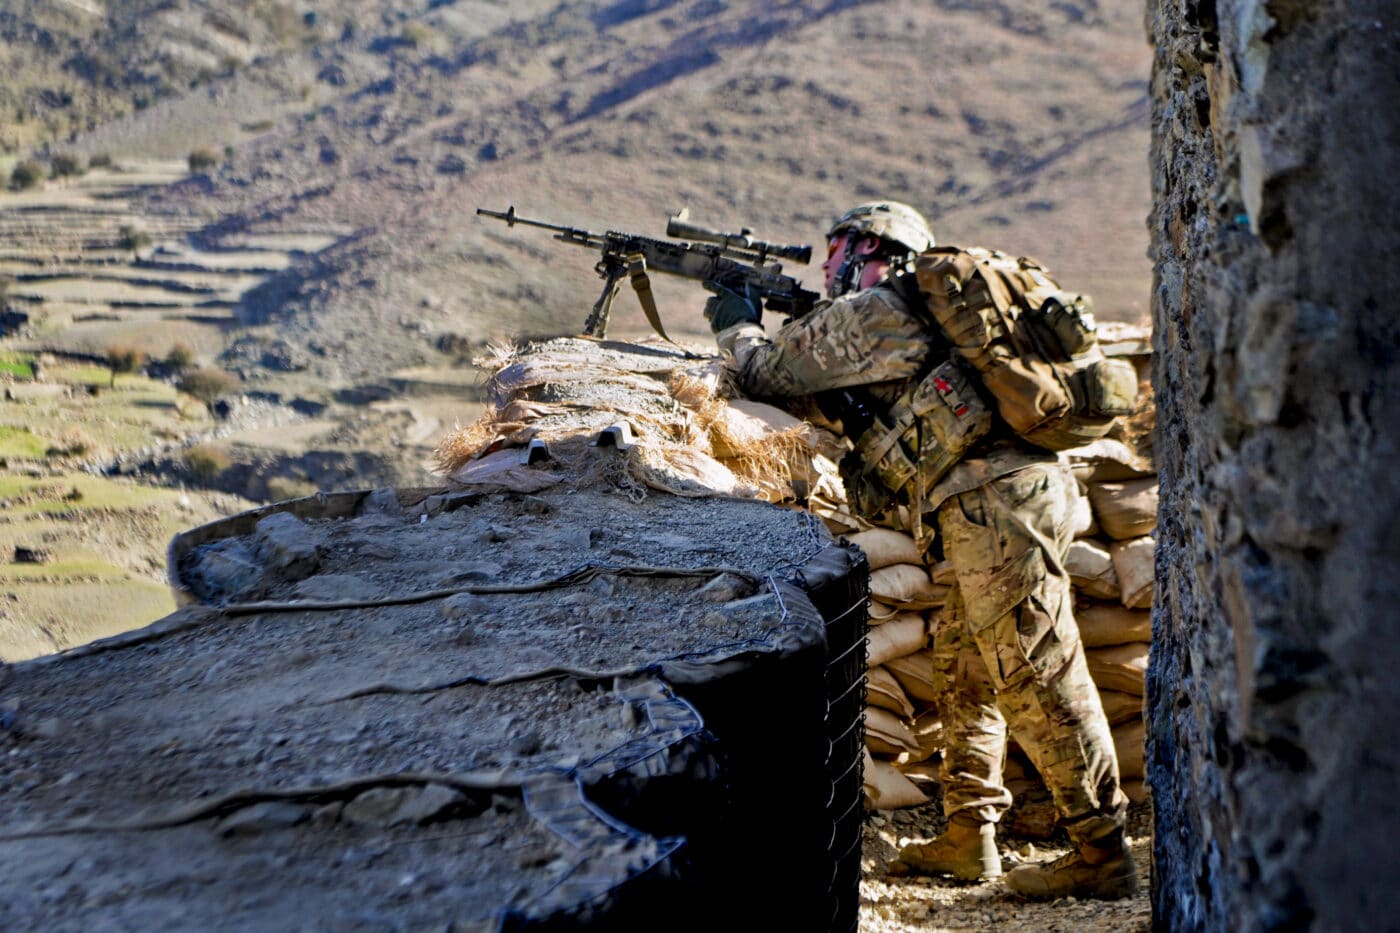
[9,0,1152,391]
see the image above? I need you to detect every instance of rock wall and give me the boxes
[1147,1,1400,928]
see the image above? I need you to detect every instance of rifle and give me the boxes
[477,205,820,340]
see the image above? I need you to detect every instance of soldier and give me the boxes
[703,201,1136,900]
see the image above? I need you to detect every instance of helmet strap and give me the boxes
[829,235,882,298]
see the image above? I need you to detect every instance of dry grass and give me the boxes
[431,404,531,475]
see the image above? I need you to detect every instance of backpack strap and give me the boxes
[886,262,943,337]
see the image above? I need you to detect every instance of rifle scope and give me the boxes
[667,209,812,265]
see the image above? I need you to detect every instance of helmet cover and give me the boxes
[826,201,935,255]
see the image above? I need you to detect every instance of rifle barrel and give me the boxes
[476,206,600,242]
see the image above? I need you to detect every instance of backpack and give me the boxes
[900,246,1139,451]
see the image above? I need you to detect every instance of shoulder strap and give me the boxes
[885,263,951,354]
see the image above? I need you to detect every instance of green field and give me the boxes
[0,354,245,661]
[0,578,178,662]
[0,425,47,459]
[0,351,34,378]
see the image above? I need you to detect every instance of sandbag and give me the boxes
[870,563,948,609]
[1121,779,1150,804]
[1087,477,1159,540]
[1066,539,1120,600]
[885,649,939,704]
[874,611,925,633]
[1109,536,1155,609]
[1069,488,1097,538]
[1075,602,1152,647]
[866,614,928,667]
[1086,642,1149,696]
[1062,438,1155,484]
[447,448,565,493]
[1096,689,1145,726]
[1113,718,1146,780]
[628,444,752,498]
[894,760,941,787]
[1003,750,1034,783]
[865,706,920,757]
[709,399,810,458]
[847,528,922,570]
[863,749,930,810]
[868,600,903,622]
[867,665,915,719]
[1001,751,1044,802]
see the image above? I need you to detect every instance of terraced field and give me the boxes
[0,161,473,659]
[0,161,337,358]
[0,345,255,660]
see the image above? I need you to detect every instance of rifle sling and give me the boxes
[626,253,675,344]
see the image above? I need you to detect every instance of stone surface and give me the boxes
[1147,1,1400,928]
[253,512,323,579]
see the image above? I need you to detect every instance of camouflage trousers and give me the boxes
[928,462,1126,846]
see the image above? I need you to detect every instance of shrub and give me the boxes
[104,344,147,387]
[45,426,91,459]
[50,153,84,177]
[188,147,221,172]
[88,152,113,168]
[177,367,239,414]
[0,351,33,379]
[10,160,45,190]
[117,225,153,253]
[400,23,432,47]
[186,444,232,482]
[164,342,196,372]
[266,476,318,502]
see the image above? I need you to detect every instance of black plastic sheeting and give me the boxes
[572,542,869,932]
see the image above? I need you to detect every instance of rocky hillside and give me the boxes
[4,0,1153,392]
[0,0,313,151]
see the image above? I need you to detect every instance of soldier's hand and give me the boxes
[703,284,761,333]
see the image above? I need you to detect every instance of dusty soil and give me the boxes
[858,793,1153,932]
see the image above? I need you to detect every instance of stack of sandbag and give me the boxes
[434,338,849,510]
[852,466,1156,812]
[856,330,1158,812]
[851,526,948,811]
[1062,437,1156,803]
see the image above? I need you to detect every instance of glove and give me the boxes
[703,284,761,333]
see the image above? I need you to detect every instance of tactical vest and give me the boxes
[825,339,995,544]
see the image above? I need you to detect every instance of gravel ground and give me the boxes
[858,789,1153,931]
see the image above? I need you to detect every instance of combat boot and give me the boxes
[1004,835,1138,900]
[897,817,1002,881]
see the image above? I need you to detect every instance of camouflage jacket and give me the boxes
[717,283,1053,529]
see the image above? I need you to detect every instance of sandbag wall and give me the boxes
[854,446,1156,812]
[858,330,1157,815]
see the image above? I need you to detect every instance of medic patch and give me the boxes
[933,375,971,418]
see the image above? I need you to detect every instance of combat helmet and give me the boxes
[826,200,935,256]
[825,200,934,297]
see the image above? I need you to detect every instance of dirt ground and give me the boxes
[859,791,1153,932]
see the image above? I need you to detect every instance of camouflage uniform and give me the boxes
[718,283,1126,847]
